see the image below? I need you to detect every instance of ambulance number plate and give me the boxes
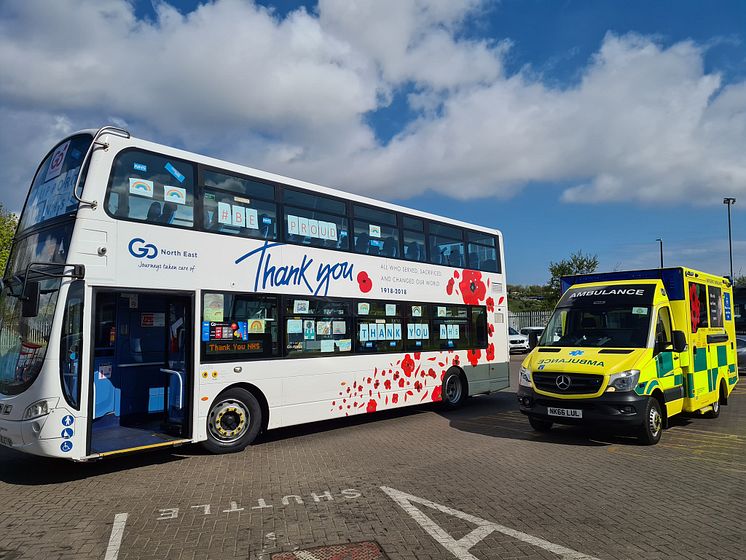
[547,407,582,418]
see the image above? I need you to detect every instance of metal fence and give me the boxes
[508,310,552,331]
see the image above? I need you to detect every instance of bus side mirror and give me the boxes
[21,280,40,318]
[672,330,687,354]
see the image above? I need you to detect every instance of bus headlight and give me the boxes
[606,370,640,393]
[518,366,532,387]
[23,398,58,420]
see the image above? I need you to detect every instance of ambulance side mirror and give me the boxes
[672,330,687,354]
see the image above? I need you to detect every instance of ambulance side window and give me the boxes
[655,307,673,352]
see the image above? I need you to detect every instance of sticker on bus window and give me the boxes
[437,306,447,317]
[45,141,70,182]
[133,162,147,172]
[385,304,396,316]
[164,162,185,183]
[385,324,394,339]
[309,219,319,238]
[248,320,265,334]
[204,294,224,322]
[164,185,186,205]
[287,214,300,236]
[412,305,422,317]
[246,208,259,229]
[369,224,382,238]
[376,324,387,340]
[359,324,369,341]
[294,300,310,314]
[440,324,448,339]
[316,321,332,336]
[303,320,315,340]
[320,340,335,353]
[332,321,346,335]
[232,205,246,227]
[368,324,378,341]
[358,302,370,315]
[632,307,648,315]
[129,178,154,198]
[393,323,402,340]
[287,319,303,334]
[217,202,232,224]
[337,339,352,352]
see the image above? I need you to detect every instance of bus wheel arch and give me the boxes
[228,383,270,432]
[203,385,267,454]
[442,367,468,408]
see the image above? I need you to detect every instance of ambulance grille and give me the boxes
[532,372,604,395]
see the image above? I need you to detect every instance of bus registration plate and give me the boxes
[547,407,582,418]
[0,435,12,447]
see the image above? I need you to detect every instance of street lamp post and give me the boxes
[656,238,663,268]
[724,198,736,280]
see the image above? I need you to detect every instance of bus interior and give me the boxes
[90,290,192,455]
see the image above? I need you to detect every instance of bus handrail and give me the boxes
[73,125,131,210]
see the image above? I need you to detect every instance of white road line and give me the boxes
[104,513,128,560]
[380,486,600,560]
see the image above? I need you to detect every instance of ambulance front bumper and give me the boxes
[517,386,647,427]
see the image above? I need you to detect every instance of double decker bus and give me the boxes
[0,126,509,460]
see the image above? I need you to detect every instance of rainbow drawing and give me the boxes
[163,185,187,205]
[129,178,154,198]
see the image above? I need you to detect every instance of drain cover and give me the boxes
[272,541,387,560]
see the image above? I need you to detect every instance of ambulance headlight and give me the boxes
[518,366,532,387]
[23,398,58,420]
[606,370,640,392]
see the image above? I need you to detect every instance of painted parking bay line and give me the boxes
[104,513,128,560]
[381,486,600,560]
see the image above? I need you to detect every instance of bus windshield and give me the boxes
[17,134,92,234]
[0,224,73,395]
[538,284,655,349]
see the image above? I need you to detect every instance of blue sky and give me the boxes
[1,0,745,284]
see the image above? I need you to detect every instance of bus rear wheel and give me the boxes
[204,388,262,454]
[442,370,466,408]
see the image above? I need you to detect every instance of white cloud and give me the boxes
[0,1,744,214]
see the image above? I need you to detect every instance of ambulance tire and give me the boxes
[638,397,663,445]
[528,416,553,432]
[705,394,722,419]
[203,388,262,454]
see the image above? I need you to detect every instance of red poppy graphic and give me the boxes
[453,355,460,366]
[467,348,482,366]
[431,386,442,401]
[690,284,701,333]
[488,323,494,337]
[366,399,377,413]
[446,278,455,295]
[357,271,373,293]
[486,343,495,361]
[401,354,415,377]
[459,270,487,305]
[486,297,494,312]
[414,380,423,392]
[392,393,399,404]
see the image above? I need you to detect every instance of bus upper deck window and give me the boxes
[107,150,195,228]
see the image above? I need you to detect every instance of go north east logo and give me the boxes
[128,238,158,259]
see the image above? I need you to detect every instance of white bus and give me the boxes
[0,126,509,460]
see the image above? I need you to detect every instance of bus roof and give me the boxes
[71,128,503,238]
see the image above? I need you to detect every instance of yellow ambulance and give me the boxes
[517,267,738,444]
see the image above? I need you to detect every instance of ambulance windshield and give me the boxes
[539,284,655,349]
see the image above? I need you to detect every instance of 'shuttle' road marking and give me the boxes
[381,486,600,560]
[104,513,128,560]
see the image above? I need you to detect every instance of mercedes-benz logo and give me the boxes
[556,375,571,391]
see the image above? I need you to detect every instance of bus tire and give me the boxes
[203,388,262,454]
[528,416,553,432]
[638,397,663,445]
[442,370,466,408]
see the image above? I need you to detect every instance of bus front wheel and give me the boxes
[204,388,262,454]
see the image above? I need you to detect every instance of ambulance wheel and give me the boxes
[204,388,262,454]
[705,398,721,419]
[442,370,466,408]
[528,416,553,432]
[638,397,663,445]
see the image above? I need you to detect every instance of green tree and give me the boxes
[548,250,599,303]
[0,204,18,274]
